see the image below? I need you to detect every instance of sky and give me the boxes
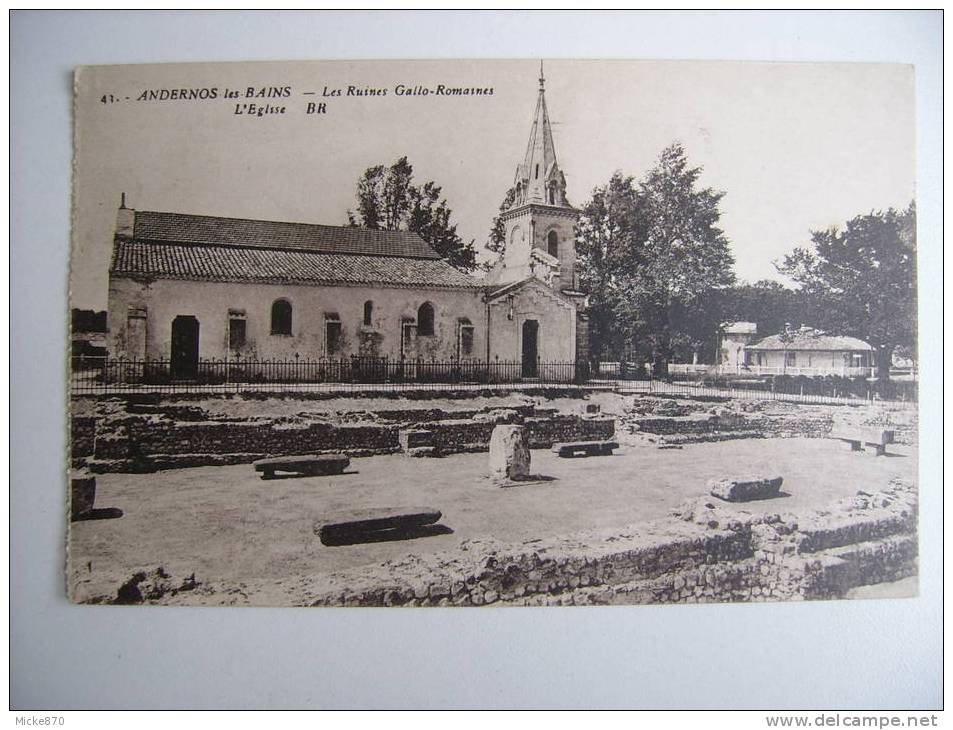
[71,58,915,310]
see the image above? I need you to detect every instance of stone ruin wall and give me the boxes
[72,397,616,473]
[70,391,918,472]
[290,478,917,608]
[126,477,916,607]
[620,396,918,448]
[90,477,918,606]
[69,390,920,606]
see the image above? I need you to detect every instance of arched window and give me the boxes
[417,302,435,336]
[547,230,559,258]
[363,300,373,326]
[271,299,292,335]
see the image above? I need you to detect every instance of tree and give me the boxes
[576,143,736,368]
[348,156,477,272]
[486,186,516,256]
[716,279,819,341]
[575,172,642,360]
[776,203,916,379]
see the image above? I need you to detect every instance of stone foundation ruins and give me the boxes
[70,390,919,606]
[620,396,917,448]
[149,477,915,607]
[71,391,616,473]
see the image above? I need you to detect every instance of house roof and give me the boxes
[110,210,481,289]
[747,330,874,352]
[131,210,442,260]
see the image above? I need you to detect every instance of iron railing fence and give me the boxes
[633,379,917,409]
[589,360,916,406]
[70,356,592,395]
[665,371,916,403]
[70,356,917,407]
[668,363,878,378]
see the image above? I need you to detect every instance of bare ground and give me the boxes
[68,436,917,603]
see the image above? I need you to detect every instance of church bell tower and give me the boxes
[493,63,581,293]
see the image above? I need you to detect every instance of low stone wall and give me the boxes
[296,478,916,607]
[621,397,917,446]
[524,415,615,448]
[81,398,616,472]
[70,416,96,463]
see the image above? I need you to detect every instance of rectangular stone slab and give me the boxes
[551,440,620,457]
[709,476,783,502]
[399,429,434,450]
[70,474,96,520]
[832,428,894,446]
[316,507,441,544]
[253,454,349,479]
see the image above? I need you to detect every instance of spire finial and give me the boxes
[120,192,127,209]
[539,59,545,90]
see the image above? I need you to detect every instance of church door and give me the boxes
[521,320,539,378]
[170,315,200,379]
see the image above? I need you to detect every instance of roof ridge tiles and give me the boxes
[109,238,482,290]
[130,209,441,260]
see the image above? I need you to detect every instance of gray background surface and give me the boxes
[10,10,943,710]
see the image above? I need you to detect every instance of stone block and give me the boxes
[315,506,442,546]
[253,453,349,479]
[488,424,530,481]
[709,476,783,503]
[70,472,96,520]
[552,440,619,457]
[399,429,434,452]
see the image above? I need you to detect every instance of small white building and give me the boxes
[718,322,758,369]
[742,327,875,378]
[671,324,878,379]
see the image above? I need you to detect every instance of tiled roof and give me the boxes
[110,239,481,289]
[132,210,442,259]
[747,331,873,352]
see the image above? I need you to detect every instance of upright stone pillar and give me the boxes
[488,424,531,481]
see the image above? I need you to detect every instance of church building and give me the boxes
[105,69,589,379]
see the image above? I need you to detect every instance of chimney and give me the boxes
[116,192,134,237]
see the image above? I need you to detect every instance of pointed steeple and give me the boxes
[512,61,568,208]
[490,63,579,291]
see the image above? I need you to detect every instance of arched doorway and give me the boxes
[170,315,200,379]
[521,319,539,378]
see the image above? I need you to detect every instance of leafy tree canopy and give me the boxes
[715,279,819,342]
[576,143,736,366]
[348,156,477,272]
[486,186,517,256]
[776,203,916,377]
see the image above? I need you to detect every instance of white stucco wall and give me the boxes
[749,349,871,369]
[487,279,577,367]
[499,205,578,290]
[107,275,489,362]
